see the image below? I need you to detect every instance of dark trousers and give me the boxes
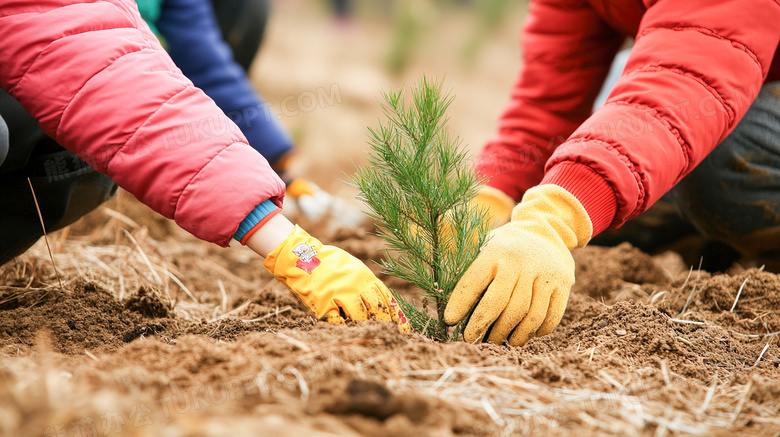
[593,82,780,270]
[0,90,117,265]
[0,112,7,169]
[210,0,270,72]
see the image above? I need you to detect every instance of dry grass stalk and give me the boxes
[678,286,697,319]
[27,178,63,289]
[668,318,705,325]
[649,290,667,305]
[731,276,750,312]
[675,266,694,313]
[204,259,254,288]
[696,378,719,416]
[218,279,228,313]
[165,270,198,304]
[122,229,162,284]
[675,336,693,347]
[275,333,312,352]
[242,306,292,323]
[212,300,252,322]
[102,207,140,228]
[753,342,771,367]
[660,360,671,386]
[730,266,765,312]
[730,380,753,424]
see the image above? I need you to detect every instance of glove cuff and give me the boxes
[514,184,593,248]
[474,185,516,228]
[263,225,313,277]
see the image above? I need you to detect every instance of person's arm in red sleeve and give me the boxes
[542,0,780,236]
[447,0,624,345]
[0,0,409,330]
[476,0,623,208]
[447,0,780,347]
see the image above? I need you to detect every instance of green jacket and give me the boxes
[135,0,163,36]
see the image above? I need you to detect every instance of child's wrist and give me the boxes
[245,213,295,258]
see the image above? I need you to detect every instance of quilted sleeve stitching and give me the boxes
[638,25,762,72]
[172,142,246,217]
[102,84,191,175]
[54,45,155,139]
[623,64,736,124]
[563,137,648,216]
[601,100,690,172]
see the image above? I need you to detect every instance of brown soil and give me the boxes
[3,193,780,436]
[3,4,780,437]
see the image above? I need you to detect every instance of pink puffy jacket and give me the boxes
[477,0,780,235]
[0,0,285,247]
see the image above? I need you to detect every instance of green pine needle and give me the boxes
[351,76,490,341]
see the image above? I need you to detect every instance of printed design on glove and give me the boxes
[389,297,407,325]
[292,243,321,274]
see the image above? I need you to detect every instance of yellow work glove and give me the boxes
[264,225,410,331]
[444,184,592,346]
[472,185,515,229]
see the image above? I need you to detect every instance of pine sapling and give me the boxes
[351,76,491,341]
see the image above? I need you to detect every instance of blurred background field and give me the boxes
[249,0,526,196]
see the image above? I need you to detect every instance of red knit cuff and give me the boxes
[541,162,618,236]
[239,207,282,245]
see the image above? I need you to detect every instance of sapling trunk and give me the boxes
[351,76,490,341]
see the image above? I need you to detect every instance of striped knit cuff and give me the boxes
[234,200,282,244]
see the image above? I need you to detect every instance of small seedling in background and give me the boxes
[351,76,490,341]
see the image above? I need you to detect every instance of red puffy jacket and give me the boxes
[0,0,286,246]
[477,0,780,235]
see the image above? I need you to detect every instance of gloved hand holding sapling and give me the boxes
[351,76,490,341]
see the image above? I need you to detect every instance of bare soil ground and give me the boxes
[2,3,779,437]
[2,192,780,436]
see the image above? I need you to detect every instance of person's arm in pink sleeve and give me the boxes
[0,0,284,246]
[0,0,409,329]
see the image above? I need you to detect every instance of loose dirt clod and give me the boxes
[124,285,171,319]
